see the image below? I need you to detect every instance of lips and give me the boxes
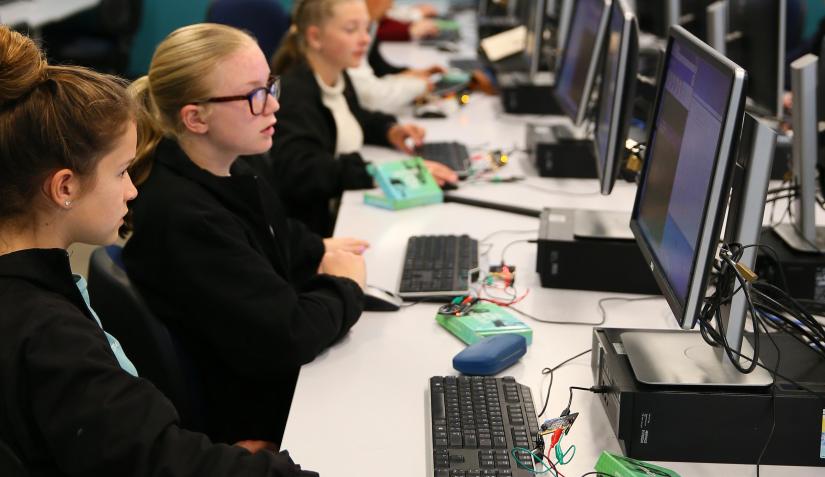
[261,122,276,135]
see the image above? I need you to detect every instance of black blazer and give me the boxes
[368,38,406,77]
[271,61,398,236]
[0,248,316,477]
[123,139,363,445]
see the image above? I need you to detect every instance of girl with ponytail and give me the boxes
[270,0,458,236]
[0,25,317,477]
[121,23,367,448]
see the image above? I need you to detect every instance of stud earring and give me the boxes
[64,200,72,207]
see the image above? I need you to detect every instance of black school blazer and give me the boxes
[123,139,363,445]
[271,60,398,236]
[0,248,315,477]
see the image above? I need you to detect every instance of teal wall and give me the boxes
[128,0,212,77]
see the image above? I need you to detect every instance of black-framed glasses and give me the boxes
[194,76,280,115]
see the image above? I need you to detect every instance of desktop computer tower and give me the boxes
[591,328,825,467]
[756,227,825,301]
[536,208,660,294]
[526,123,597,178]
[499,73,561,115]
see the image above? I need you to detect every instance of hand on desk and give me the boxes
[323,237,370,255]
[410,18,440,39]
[319,250,367,290]
[401,65,446,83]
[423,160,459,187]
[234,440,278,454]
[387,123,426,153]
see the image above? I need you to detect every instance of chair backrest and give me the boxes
[0,439,27,477]
[87,246,204,430]
[207,0,290,61]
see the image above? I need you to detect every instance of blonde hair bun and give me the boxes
[0,27,48,107]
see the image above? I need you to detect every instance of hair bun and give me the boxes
[0,26,48,107]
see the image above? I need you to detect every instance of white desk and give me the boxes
[281,12,823,477]
[0,0,99,28]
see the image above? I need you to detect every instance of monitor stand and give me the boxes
[772,223,825,253]
[622,330,773,386]
[536,208,660,294]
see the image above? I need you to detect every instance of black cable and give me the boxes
[537,349,591,418]
[752,312,782,477]
[564,386,594,413]
[580,473,617,477]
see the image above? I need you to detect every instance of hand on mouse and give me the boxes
[387,123,426,153]
[423,160,459,186]
[323,237,370,255]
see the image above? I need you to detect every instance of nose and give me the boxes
[125,172,138,201]
[265,93,280,115]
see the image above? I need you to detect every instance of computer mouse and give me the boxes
[416,109,448,119]
[441,181,459,191]
[362,285,403,312]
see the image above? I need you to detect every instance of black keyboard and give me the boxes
[399,235,478,300]
[415,142,472,177]
[430,376,540,477]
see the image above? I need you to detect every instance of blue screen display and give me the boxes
[635,39,733,305]
[555,0,605,120]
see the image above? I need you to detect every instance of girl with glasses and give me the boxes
[270,0,458,236]
[122,23,366,449]
[0,25,317,476]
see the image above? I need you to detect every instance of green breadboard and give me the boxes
[435,301,532,345]
[594,451,681,477]
[364,157,443,210]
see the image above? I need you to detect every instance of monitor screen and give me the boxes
[553,0,610,125]
[630,25,747,328]
[594,0,639,195]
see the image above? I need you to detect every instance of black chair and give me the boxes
[0,439,27,477]
[207,0,290,62]
[87,245,205,431]
[41,0,143,76]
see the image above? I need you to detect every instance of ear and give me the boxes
[306,25,323,51]
[44,168,79,210]
[180,104,210,135]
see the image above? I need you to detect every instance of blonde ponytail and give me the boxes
[271,0,355,74]
[271,27,303,74]
[128,75,166,185]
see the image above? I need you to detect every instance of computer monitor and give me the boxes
[630,24,746,330]
[593,0,639,195]
[553,0,611,125]
[726,0,786,118]
[625,26,774,386]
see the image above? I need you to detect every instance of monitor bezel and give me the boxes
[629,25,747,329]
[552,0,611,126]
[594,0,639,195]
